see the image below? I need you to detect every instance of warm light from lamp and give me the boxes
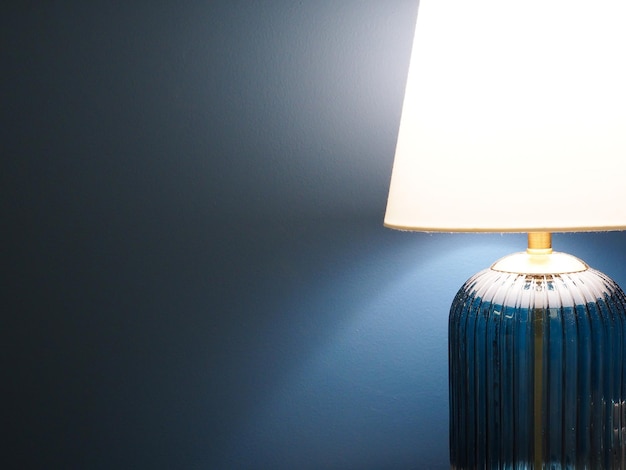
[385,0,626,232]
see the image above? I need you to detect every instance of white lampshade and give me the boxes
[385,0,626,232]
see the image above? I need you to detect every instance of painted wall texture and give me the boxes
[5,1,626,469]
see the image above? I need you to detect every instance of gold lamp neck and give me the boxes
[527,232,552,255]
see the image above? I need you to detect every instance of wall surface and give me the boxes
[4,1,626,469]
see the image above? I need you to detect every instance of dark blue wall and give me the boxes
[5,2,626,468]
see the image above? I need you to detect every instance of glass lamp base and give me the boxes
[449,252,626,469]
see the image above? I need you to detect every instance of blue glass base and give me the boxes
[449,266,626,469]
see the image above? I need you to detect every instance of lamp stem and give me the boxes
[527,232,552,253]
[527,231,550,467]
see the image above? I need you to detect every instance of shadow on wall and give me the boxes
[215,225,528,469]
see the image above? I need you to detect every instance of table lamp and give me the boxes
[384,0,626,468]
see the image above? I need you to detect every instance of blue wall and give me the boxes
[5,1,626,468]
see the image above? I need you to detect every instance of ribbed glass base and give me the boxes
[449,264,626,469]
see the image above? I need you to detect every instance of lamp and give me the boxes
[385,1,626,468]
